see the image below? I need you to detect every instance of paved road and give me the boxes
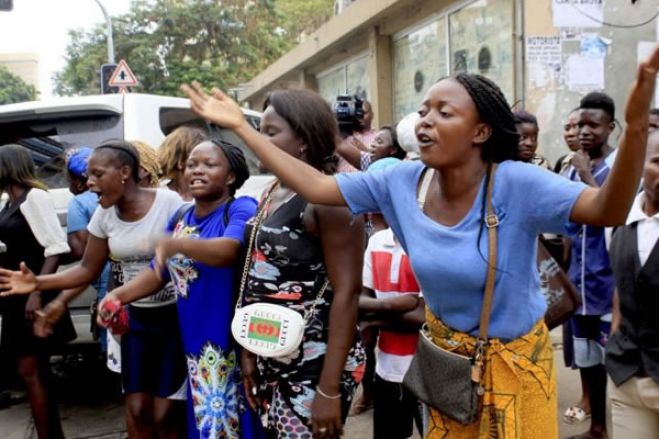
[1,332,597,438]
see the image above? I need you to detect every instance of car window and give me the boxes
[0,114,123,189]
[159,107,269,177]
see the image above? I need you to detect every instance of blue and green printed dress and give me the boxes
[161,197,265,439]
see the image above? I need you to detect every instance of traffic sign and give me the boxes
[108,59,138,90]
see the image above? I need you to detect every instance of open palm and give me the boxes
[0,262,38,296]
[627,43,659,123]
[181,81,246,130]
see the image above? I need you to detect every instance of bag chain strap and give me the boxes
[235,182,329,323]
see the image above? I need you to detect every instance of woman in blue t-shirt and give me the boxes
[180,44,659,439]
[96,139,265,438]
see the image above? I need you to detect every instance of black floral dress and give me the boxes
[244,194,365,438]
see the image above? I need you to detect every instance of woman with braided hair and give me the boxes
[180,44,659,438]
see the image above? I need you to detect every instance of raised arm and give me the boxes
[570,44,659,226]
[181,82,346,206]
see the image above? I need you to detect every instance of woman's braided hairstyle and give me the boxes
[451,73,519,267]
[453,73,520,164]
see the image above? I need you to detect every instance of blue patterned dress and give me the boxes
[162,197,265,439]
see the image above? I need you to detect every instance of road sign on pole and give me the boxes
[108,60,138,93]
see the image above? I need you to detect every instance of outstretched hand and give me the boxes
[627,43,659,125]
[181,81,246,131]
[0,262,38,297]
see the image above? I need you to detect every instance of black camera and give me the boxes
[333,95,364,138]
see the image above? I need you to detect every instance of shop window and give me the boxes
[317,55,369,104]
[346,56,369,101]
[317,66,346,103]
[392,19,448,122]
[449,0,515,102]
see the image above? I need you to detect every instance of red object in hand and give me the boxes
[99,299,129,335]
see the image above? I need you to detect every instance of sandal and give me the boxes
[563,406,591,424]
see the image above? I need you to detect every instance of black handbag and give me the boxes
[403,164,498,425]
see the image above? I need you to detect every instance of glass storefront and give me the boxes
[317,66,346,103]
[317,55,369,103]
[392,19,448,122]
[346,56,369,101]
[449,0,515,102]
[392,0,515,120]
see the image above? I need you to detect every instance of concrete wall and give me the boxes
[243,0,457,128]
[0,52,39,91]
[242,0,658,163]
[523,0,658,162]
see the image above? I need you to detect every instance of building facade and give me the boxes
[241,0,658,162]
[0,52,39,91]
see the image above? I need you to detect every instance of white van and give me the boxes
[0,93,271,346]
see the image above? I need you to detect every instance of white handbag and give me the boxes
[231,184,328,358]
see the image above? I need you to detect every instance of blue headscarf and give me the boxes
[66,147,93,178]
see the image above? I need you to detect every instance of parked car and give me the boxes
[0,93,270,348]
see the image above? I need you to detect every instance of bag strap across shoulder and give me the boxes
[479,163,498,342]
[415,164,498,386]
[417,164,498,344]
[417,168,435,209]
[469,163,498,385]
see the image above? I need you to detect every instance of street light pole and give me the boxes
[93,0,115,64]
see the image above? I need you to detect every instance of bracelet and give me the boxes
[316,386,341,400]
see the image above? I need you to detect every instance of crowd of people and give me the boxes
[0,43,657,439]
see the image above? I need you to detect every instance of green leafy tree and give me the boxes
[54,0,332,97]
[54,0,288,96]
[277,0,334,43]
[0,66,37,104]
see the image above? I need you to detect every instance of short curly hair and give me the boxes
[130,140,161,187]
[158,125,208,180]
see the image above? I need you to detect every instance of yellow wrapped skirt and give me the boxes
[424,309,558,439]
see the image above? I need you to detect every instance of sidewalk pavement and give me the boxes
[0,328,597,438]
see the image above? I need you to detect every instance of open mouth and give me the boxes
[416,133,434,149]
[189,178,207,188]
[92,191,108,205]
